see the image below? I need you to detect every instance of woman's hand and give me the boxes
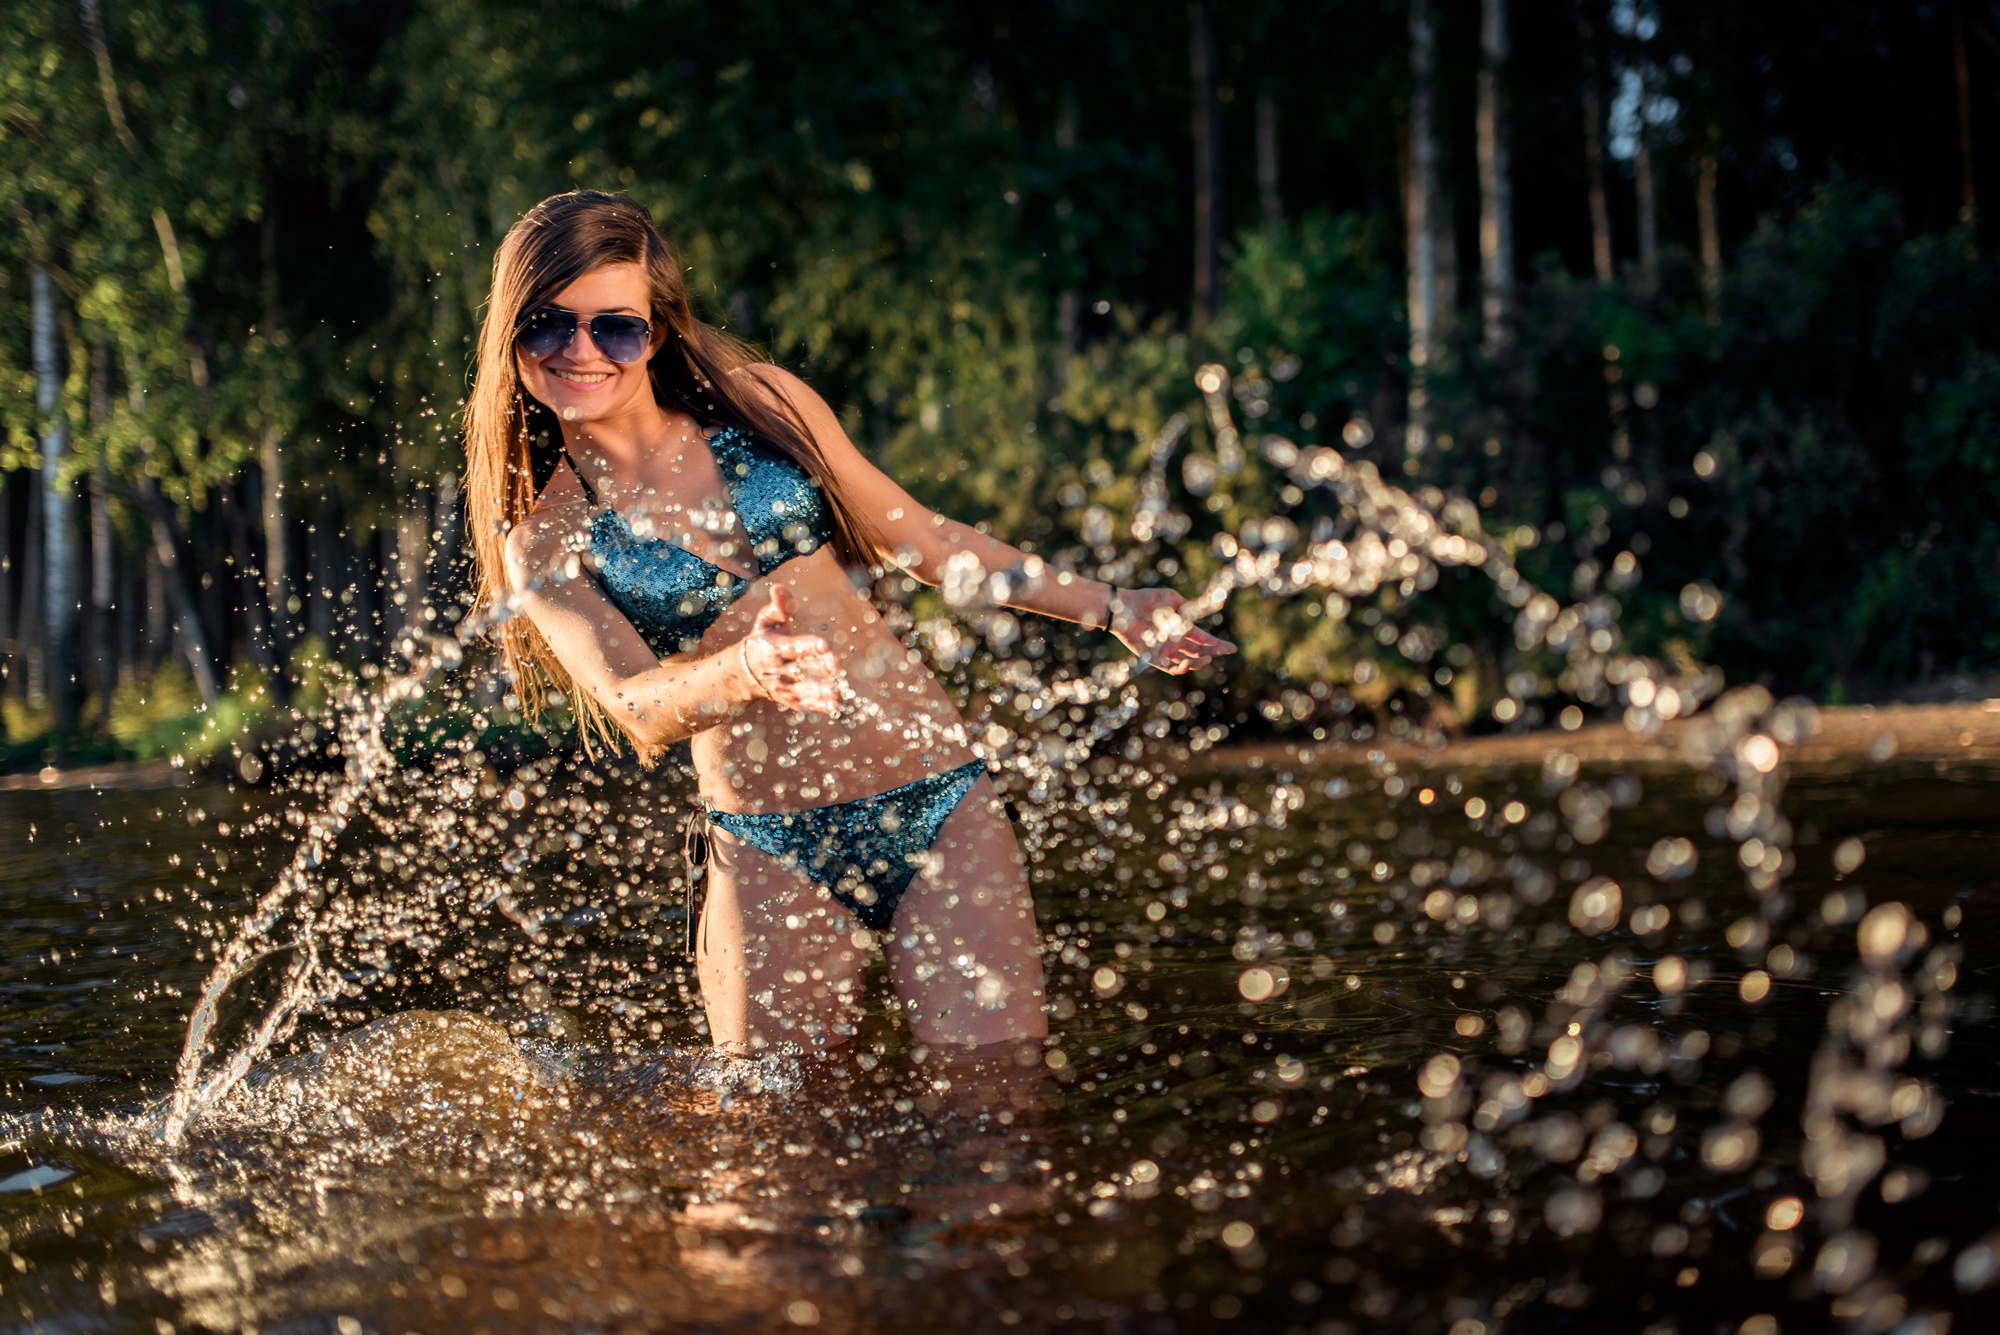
[1109,587,1237,675]
[739,586,844,714]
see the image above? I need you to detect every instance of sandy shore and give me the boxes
[1196,699,2000,776]
[0,759,189,794]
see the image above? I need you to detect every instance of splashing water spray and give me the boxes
[152,361,1953,1324]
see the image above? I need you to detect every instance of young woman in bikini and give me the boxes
[465,191,1233,1056]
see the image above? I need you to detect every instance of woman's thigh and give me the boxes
[697,829,869,1052]
[885,776,1049,1049]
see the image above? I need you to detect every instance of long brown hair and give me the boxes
[464,190,882,756]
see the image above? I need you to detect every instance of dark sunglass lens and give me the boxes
[589,314,651,364]
[517,309,576,358]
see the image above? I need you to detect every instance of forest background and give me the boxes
[2,0,1998,771]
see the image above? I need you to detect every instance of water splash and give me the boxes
[128,360,1964,1333]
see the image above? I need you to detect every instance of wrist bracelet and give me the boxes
[1106,587,1130,633]
[738,635,776,700]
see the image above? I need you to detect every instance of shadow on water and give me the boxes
[2,748,1998,1334]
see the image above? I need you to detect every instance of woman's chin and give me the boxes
[540,390,623,423]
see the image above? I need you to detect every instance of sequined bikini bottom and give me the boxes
[705,760,988,931]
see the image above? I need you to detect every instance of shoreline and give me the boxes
[5,701,1999,795]
[1193,699,2000,777]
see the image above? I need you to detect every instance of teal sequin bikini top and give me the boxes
[566,426,834,657]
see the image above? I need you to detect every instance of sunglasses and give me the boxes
[516,307,654,364]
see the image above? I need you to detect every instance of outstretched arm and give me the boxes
[734,365,1236,675]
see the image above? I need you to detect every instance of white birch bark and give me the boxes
[1405,0,1440,458]
[1477,0,1516,352]
[34,265,81,731]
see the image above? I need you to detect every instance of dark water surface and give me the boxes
[2,753,1997,1334]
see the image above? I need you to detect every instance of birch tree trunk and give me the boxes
[1405,0,1440,459]
[90,340,116,714]
[1477,0,1515,352]
[20,489,43,703]
[1256,87,1283,225]
[34,266,82,734]
[260,206,289,658]
[1188,0,1222,325]
[139,479,220,706]
[226,479,288,705]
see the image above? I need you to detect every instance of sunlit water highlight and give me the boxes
[0,366,1993,1333]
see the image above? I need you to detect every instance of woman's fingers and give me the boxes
[745,627,844,714]
[1146,627,1232,673]
[750,586,792,635]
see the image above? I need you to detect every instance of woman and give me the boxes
[467,191,1233,1056]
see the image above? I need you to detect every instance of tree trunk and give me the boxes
[260,205,290,662]
[1405,0,1440,459]
[1256,86,1283,225]
[306,509,335,647]
[1435,181,1459,346]
[1,472,14,691]
[1635,132,1660,297]
[90,339,117,715]
[430,470,466,626]
[118,540,140,686]
[395,485,432,645]
[34,265,82,735]
[1188,0,1222,325]
[19,485,43,703]
[1578,16,1614,286]
[226,479,289,706]
[1697,139,1723,326]
[143,541,166,672]
[1477,0,1516,353]
[1055,82,1082,381]
[1952,0,1978,251]
[198,492,228,680]
[140,478,220,706]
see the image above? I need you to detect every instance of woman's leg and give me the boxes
[884,776,1050,1049]
[696,828,869,1051]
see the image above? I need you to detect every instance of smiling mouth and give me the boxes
[550,367,614,386]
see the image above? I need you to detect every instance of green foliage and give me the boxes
[6,0,1998,755]
[1483,182,2000,698]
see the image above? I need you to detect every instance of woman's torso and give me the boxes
[569,427,977,813]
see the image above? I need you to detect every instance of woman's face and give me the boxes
[514,261,666,426]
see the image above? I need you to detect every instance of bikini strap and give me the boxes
[560,448,599,507]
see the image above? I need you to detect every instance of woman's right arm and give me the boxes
[504,520,838,751]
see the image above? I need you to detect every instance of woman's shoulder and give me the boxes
[726,360,808,400]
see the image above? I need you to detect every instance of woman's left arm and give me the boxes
[734,365,1235,674]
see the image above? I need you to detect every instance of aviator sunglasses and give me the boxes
[516,306,654,364]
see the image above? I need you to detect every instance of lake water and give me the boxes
[2,746,1995,1334]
